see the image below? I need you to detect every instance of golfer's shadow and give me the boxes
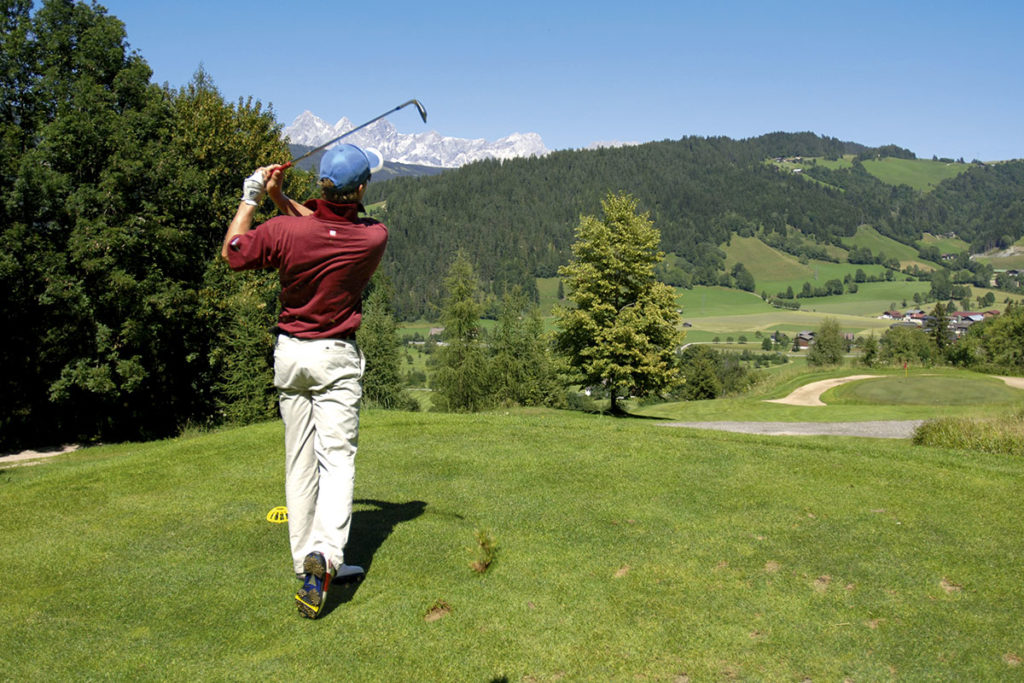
[323,498,426,612]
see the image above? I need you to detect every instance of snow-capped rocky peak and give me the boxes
[283,111,345,147]
[282,110,548,168]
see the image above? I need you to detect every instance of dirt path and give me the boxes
[765,374,883,407]
[658,420,925,439]
[0,444,79,467]
[996,376,1024,390]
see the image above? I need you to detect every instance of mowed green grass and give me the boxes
[3,404,1024,680]
[827,374,1024,406]
[634,367,1024,423]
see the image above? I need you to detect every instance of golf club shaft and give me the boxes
[269,99,427,175]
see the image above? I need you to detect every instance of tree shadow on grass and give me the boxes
[322,498,426,613]
[579,405,668,420]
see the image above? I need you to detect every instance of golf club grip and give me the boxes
[268,162,293,176]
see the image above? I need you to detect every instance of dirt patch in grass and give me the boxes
[940,578,963,594]
[424,599,451,622]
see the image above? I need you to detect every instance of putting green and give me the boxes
[825,375,1024,406]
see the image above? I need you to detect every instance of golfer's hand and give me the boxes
[242,168,267,206]
[265,165,285,198]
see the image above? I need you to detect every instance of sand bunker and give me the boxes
[765,374,882,407]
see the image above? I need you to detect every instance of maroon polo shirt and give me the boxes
[226,199,388,339]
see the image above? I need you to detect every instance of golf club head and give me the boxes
[407,99,428,123]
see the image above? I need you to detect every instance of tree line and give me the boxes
[0,1,317,449]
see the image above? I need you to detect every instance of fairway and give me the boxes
[826,375,1024,406]
[3,408,1024,680]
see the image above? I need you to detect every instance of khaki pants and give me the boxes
[273,335,364,575]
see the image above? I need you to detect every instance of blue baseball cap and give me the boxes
[319,144,384,192]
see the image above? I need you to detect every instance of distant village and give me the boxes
[878,308,1000,339]
[790,307,1002,349]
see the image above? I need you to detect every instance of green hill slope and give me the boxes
[780,155,973,193]
[861,157,971,192]
[842,225,921,263]
[723,236,815,283]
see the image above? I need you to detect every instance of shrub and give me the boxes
[913,413,1024,456]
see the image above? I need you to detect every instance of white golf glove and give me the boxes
[242,170,266,206]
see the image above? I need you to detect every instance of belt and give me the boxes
[272,326,356,341]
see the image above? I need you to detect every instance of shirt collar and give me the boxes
[302,198,365,221]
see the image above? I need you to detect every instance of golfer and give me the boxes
[221,144,388,619]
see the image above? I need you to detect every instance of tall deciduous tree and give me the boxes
[554,192,682,414]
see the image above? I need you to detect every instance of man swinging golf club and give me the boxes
[221,144,387,618]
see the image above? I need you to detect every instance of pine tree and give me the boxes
[431,251,492,412]
[554,192,683,414]
[930,302,951,353]
[490,286,559,406]
[359,275,416,410]
[679,346,722,400]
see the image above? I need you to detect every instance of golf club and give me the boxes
[269,99,427,176]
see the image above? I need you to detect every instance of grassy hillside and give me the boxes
[677,285,899,340]
[4,395,1024,680]
[918,232,970,254]
[722,235,817,283]
[860,157,972,192]
[720,231,926,297]
[974,244,1024,270]
[841,224,922,264]
[673,279,1024,342]
[781,155,973,193]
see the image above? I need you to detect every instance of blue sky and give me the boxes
[98,0,1023,161]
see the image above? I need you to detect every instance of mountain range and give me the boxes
[282,111,550,168]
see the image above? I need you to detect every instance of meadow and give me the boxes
[3,368,1024,681]
[794,156,972,193]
